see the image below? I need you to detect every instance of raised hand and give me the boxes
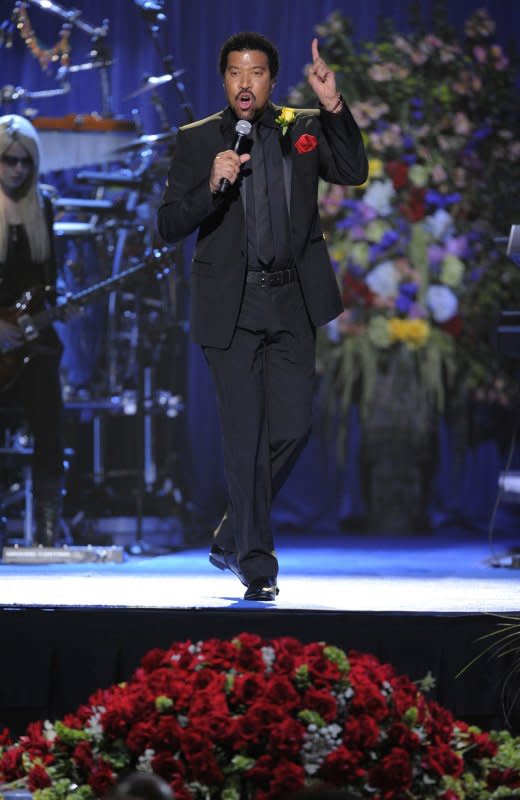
[307,38,340,110]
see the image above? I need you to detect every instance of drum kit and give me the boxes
[1,0,192,552]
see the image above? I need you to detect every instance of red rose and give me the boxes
[295,133,318,154]
[424,701,455,742]
[400,186,426,222]
[88,759,116,796]
[303,686,338,722]
[188,751,224,786]
[170,775,192,800]
[387,721,421,750]
[391,674,420,715]
[0,746,25,781]
[0,728,12,747]
[440,314,463,337]
[267,760,306,798]
[343,713,380,749]
[139,647,168,672]
[72,740,95,772]
[368,746,413,793]
[487,767,520,790]
[28,764,52,791]
[233,710,267,747]
[231,673,267,706]
[152,751,185,781]
[268,718,304,757]
[320,745,366,783]
[469,730,498,759]
[342,273,375,308]
[423,743,464,778]
[264,675,300,708]
[386,160,409,190]
[126,720,159,753]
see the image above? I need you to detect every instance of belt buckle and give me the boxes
[260,271,269,288]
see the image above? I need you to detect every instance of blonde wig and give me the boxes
[0,114,50,263]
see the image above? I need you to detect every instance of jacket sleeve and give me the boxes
[316,102,368,187]
[157,127,227,244]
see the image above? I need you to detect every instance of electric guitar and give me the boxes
[0,259,153,391]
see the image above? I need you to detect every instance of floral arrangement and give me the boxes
[288,8,520,441]
[1,633,520,800]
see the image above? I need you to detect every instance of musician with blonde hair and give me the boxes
[0,114,65,547]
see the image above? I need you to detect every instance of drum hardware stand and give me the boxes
[132,0,194,124]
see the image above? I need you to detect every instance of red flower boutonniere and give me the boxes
[294,134,318,154]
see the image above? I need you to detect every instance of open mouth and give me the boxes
[237,92,254,113]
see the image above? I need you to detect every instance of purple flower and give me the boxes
[395,294,413,314]
[380,230,400,249]
[425,190,462,208]
[428,245,445,266]
[446,235,468,258]
[400,281,419,298]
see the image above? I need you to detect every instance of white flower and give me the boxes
[137,748,156,772]
[363,179,395,216]
[261,645,276,673]
[43,720,57,743]
[85,706,106,742]
[425,285,459,322]
[301,723,343,776]
[423,208,454,241]
[365,260,399,298]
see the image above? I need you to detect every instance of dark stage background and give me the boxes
[2,0,520,539]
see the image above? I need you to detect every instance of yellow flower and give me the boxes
[368,316,393,348]
[365,219,390,243]
[388,318,431,348]
[275,106,296,135]
[408,164,430,187]
[441,254,464,287]
[356,157,381,189]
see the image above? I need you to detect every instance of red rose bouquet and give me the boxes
[0,633,519,800]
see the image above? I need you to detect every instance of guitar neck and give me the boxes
[29,261,149,332]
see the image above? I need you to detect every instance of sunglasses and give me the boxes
[1,154,33,168]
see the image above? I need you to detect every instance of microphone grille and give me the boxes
[235,120,252,136]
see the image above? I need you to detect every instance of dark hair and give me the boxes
[219,32,279,79]
[107,773,173,800]
[288,789,359,800]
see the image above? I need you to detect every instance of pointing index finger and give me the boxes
[311,38,320,62]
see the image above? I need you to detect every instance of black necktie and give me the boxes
[251,124,274,267]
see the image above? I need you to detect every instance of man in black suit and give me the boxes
[158,32,368,601]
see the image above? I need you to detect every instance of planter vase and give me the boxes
[359,347,437,534]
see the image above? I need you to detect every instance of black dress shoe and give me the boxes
[209,544,248,587]
[244,577,279,602]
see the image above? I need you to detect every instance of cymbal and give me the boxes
[112,130,176,153]
[125,71,184,99]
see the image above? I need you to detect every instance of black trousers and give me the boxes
[0,351,64,481]
[203,280,315,583]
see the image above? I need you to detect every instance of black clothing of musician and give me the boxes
[0,114,65,547]
[158,33,368,599]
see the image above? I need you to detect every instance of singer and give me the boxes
[158,32,368,601]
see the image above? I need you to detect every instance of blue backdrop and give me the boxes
[3,0,520,536]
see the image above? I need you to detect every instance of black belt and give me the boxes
[246,268,297,287]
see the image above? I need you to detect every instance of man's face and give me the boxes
[223,50,274,121]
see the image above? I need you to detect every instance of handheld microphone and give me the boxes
[218,119,252,193]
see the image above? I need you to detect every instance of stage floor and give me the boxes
[1,530,519,613]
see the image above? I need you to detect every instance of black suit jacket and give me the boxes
[158,103,368,348]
